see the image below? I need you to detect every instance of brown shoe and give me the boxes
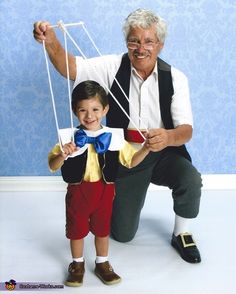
[94,261,121,285]
[65,261,85,287]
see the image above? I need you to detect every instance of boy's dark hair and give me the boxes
[72,80,108,113]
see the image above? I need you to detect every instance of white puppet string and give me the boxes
[42,23,81,150]
[42,40,63,149]
[63,28,74,143]
[42,23,87,151]
[43,20,147,145]
[81,23,148,131]
[50,21,84,28]
[57,21,148,139]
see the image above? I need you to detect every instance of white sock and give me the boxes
[96,256,108,264]
[73,257,84,263]
[173,215,190,236]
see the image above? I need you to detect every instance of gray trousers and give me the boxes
[111,150,202,242]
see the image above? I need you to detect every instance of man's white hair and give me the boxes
[122,8,167,43]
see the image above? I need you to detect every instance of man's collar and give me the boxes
[131,61,158,80]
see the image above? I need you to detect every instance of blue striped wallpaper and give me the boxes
[0,0,235,175]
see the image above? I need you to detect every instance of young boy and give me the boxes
[48,80,149,287]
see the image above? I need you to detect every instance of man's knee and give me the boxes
[175,161,202,191]
[110,227,136,243]
[110,213,139,243]
[111,211,139,243]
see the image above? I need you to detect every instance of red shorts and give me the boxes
[65,180,115,240]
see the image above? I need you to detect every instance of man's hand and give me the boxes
[33,21,56,44]
[146,125,192,152]
[146,128,170,152]
[33,20,76,80]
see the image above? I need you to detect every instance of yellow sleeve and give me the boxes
[48,143,63,172]
[119,141,136,168]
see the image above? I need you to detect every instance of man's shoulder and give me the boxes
[157,58,186,77]
[157,57,171,71]
[171,65,188,81]
[157,58,188,82]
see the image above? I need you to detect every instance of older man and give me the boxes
[34,8,202,263]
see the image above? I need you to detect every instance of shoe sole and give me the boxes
[95,272,121,285]
[64,281,83,287]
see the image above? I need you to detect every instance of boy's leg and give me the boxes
[94,243,121,285]
[93,191,121,285]
[95,236,109,258]
[70,239,84,259]
[65,239,85,287]
[65,184,90,287]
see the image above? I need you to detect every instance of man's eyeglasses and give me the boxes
[127,41,159,50]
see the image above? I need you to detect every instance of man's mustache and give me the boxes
[133,52,149,58]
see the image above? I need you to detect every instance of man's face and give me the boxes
[127,24,164,79]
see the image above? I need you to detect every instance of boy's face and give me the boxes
[74,95,109,131]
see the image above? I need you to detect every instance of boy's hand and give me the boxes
[61,142,77,158]
[142,131,151,152]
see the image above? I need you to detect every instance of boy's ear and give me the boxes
[103,105,109,115]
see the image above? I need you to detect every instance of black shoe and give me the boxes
[171,233,201,263]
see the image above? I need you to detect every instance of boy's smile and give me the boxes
[75,95,109,131]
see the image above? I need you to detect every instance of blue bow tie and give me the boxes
[74,129,112,154]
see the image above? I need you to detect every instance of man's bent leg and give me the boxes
[151,152,202,263]
[151,152,202,218]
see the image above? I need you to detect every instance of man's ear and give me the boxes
[159,42,164,51]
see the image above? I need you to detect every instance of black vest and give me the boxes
[106,53,191,161]
[61,150,119,183]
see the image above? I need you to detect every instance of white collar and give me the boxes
[58,126,125,158]
[131,61,158,80]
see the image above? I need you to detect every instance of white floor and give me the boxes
[0,189,236,293]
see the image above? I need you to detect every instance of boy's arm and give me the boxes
[48,152,67,171]
[48,142,77,171]
[119,140,150,169]
[130,144,150,168]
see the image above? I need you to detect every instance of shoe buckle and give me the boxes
[180,233,196,248]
